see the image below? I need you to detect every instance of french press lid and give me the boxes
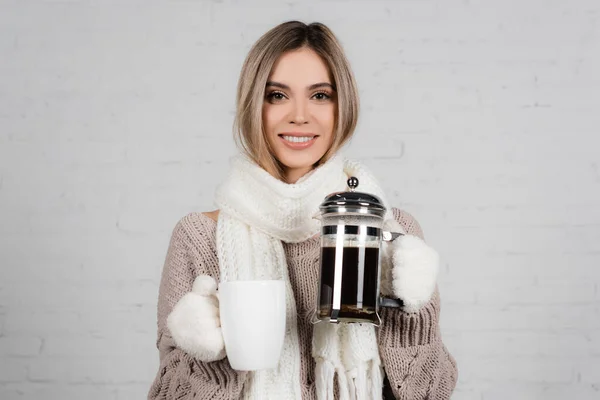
[319,177,386,217]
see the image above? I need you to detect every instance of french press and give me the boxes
[314,177,404,326]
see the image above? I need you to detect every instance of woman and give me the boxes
[148,21,457,400]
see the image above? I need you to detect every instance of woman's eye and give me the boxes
[267,91,286,102]
[313,92,331,101]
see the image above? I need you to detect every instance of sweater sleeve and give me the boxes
[148,215,247,400]
[377,209,458,400]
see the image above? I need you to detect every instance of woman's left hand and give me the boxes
[380,219,440,313]
[389,234,440,313]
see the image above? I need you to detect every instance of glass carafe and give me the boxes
[314,177,403,326]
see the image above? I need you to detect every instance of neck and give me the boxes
[283,166,313,184]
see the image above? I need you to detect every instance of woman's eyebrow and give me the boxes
[266,81,336,91]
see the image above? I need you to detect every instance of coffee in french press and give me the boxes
[318,230,381,323]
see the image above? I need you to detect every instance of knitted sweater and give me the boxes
[148,208,458,400]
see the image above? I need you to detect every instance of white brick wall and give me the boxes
[1,0,598,399]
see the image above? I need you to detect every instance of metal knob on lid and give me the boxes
[347,177,359,191]
[319,176,386,217]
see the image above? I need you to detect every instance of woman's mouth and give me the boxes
[278,134,318,149]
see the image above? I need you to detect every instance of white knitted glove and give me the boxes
[381,219,440,313]
[167,275,226,362]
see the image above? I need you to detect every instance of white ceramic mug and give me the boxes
[218,280,286,371]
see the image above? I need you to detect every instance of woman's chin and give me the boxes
[276,146,327,167]
[277,154,322,173]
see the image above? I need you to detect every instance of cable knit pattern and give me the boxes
[148,208,457,399]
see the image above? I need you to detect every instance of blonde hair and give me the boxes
[233,21,359,180]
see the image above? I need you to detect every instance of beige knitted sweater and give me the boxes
[148,208,458,400]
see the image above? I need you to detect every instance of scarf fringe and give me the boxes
[336,366,352,400]
[315,361,383,400]
[344,361,383,400]
[315,358,336,400]
[371,361,384,400]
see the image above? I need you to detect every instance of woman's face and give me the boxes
[263,47,336,183]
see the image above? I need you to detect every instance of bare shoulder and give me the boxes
[171,210,218,239]
[391,207,424,240]
[201,209,220,222]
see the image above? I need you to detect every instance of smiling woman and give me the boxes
[262,49,337,183]
[234,21,359,183]
[148,20,457,400]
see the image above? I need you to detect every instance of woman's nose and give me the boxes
[290,99,308,124]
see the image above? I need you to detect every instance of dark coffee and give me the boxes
[317,246,380,323]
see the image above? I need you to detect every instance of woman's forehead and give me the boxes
[268,49,331,85]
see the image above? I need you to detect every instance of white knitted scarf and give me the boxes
[214,153,394,400]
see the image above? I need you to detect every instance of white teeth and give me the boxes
[282,135,314,143]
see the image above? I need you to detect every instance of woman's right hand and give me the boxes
[167,275,227,362]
